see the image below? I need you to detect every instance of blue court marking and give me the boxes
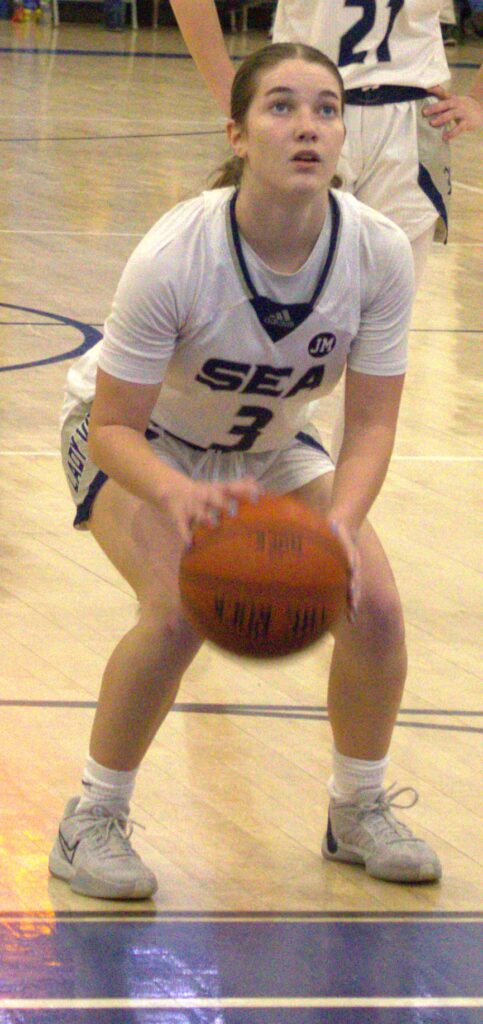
[0,915,481,1017]
[0,48,199,57]
[0,322,104,326]
[3,910,478,918]
[0,1012,479,1024]
[0,49,478,71]
[0,129,224,143]
[1,321,480,334]
[0,302,101,372]
[0,699,480,733]
[411,329,482,333]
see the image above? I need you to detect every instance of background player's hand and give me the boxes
[424,86,483,140]
[328,519,361,623]
[166,477,262,546]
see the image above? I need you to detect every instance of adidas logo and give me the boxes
[263,309,295,329]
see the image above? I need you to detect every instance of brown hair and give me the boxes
[211,42,345,189]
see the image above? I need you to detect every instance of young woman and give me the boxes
[50,43,441,900]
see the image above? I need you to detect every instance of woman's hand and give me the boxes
[423,85,483,140]
[328,518,361,623]
[165,476,262,546]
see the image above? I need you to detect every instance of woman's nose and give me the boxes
[294,109,318,139]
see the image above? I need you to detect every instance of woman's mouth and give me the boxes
[292,150,320,164]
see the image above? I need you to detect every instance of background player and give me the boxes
[49,43,442,900]
[170,0,482,288]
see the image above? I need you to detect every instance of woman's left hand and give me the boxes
[423,85,483,140]
[328,519,361,623]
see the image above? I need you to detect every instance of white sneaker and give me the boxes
[49,797,158,899]
[322,784,442,883]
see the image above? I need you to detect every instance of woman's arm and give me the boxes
[329,368,405,536]
[88,370,185,508]
[169,0,235,114]
[89,369,260,543]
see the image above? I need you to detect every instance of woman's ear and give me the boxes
[226,118,246,159]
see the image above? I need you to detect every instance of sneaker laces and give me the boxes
[356,783,421,843]
[68,806,145,861]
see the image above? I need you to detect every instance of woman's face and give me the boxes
[228,59,345,200]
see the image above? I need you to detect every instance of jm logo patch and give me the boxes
[308,333,337,358]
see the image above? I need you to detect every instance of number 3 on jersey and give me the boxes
[339,0,405,67]
[212,405,273,452]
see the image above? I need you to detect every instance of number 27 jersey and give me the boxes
[272,0,449,90]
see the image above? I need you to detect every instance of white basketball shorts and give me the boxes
[338,94,451,242]
[61,405,335,529]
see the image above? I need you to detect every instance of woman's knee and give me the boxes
[138,591,201,656]
[349,523,406,654]
[357,578,406,653]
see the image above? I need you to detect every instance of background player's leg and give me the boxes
[411,223,437,290]
[330,222,437,462]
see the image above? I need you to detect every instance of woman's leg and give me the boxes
[87,478,202,770]
[49,478,202,899]
[289,473,441,882]
[291,474,406,760]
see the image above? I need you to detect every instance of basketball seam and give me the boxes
[185,532,346,573]
[180,575,345,592]
[190,522,336,551]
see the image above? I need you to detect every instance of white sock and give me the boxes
[77,754,138,815]
[328,747,389,803]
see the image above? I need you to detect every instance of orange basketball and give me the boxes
[179,493,349,658]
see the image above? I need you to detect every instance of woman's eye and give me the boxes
[271,101,290,113]
[320,105,337,117]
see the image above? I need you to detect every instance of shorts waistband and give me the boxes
[162,427,208,452]
[345,85,429,106]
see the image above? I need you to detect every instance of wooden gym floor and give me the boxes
[0,14,481,1022]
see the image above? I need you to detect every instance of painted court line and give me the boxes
[0,229,481,242]
[2,917,478,925]
[393,455,482,462]
[0,229,144,236]
[0,48,477,70]
[0,997,481,1010]
[453,180,483,196]
[1,700,479,732]
[0,451,61,456]
[1,130,224,143]
[0,451,482,462]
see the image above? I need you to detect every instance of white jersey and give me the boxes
[273,0,449,91]
[62,188,413,454]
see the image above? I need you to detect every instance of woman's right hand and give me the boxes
[327,518,361,623]
[164,476,262,546]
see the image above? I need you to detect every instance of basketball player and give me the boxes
[170,0,483,288]
[50,44,442,900]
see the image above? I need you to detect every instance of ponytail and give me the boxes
[210,155,244,190]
